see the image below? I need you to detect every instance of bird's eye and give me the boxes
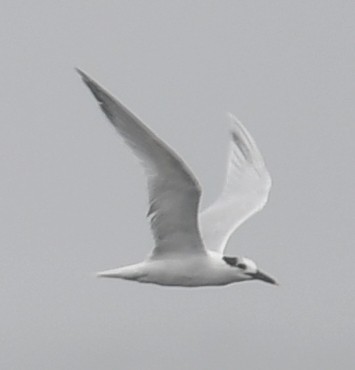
[237,263,247,270]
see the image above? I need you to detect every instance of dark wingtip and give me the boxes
[75,66,83,76]
[75,67,91,84]
[75,68,105,103]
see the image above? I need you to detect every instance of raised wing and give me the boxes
[77,69,205,258]
[199,114,271,253]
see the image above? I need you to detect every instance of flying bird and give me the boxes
[77,69,276,287]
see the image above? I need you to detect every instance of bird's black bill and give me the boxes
[250,270,278,285]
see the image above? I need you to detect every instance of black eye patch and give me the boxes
[237,263,247,270]
[222,256,238,267]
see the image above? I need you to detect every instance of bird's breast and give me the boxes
[140,256,238,287]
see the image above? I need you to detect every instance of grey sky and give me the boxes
[2,1,355,369]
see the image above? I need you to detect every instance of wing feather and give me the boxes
[199,114,271,253]
[77,69,205,258]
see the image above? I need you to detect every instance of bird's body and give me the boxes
[97,252,249,287]
[77,69,277,287]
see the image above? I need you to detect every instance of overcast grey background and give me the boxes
[2,1,355,369]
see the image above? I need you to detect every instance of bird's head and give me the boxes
[222,256,277,285]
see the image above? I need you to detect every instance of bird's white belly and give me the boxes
[139,257,237,287]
